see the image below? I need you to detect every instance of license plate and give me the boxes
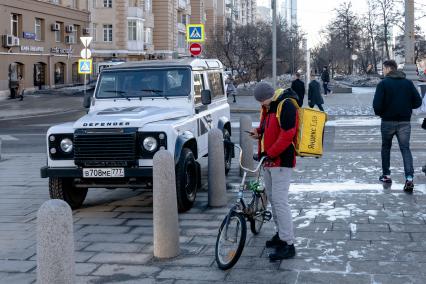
[83,168,124,178]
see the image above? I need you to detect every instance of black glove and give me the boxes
[260,152,272,162]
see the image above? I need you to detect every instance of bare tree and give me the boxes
[327,1,361,74]
[372,0,402,60]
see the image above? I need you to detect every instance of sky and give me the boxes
[257,0,426,48]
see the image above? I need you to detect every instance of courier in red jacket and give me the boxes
[249,82,299,261]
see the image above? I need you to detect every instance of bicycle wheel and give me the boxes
[249,192,267,235]
[215,211,247,270]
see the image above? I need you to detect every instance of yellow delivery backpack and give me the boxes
[276,98,327,158]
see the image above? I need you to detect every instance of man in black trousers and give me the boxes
[291,72,305,107]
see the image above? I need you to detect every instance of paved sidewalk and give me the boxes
[1,145,426,283]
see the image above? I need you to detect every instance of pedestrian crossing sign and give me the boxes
[78,59,92,74]
[187,24,205,42]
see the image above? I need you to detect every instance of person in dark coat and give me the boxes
[321,66,332,95]
[291,72,305,107]
[308,74,324,111]
[373,59,422,193]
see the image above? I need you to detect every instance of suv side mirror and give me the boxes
[201,90,211,105]
[83,94,91,108]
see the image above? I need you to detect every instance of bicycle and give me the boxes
[215,143,272,270]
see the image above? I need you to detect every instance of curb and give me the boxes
[0,108,84,121]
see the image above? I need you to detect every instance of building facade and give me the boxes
[225,0,256,27]
[281,0,297,28]
[0,0,90,96]
[89,0,192,66]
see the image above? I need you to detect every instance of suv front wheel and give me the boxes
[49,177,88,209]
[175,148,197,212]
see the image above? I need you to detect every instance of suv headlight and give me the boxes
[48,134,74,160]
[143,136,158,152]
[60,138,73,153]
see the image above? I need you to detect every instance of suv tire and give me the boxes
[49,177,88,209]
[176,148,197,212]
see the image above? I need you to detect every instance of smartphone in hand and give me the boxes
[244,130,255,135]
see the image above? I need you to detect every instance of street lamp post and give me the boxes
[403,0,418,81]
[272,0,277,89]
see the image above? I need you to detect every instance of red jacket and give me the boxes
[257,91,299,168]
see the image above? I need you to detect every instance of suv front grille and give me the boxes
[74,128,137,167]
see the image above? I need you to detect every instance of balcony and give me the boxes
[128,7,143,19]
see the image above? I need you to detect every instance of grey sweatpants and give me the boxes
[263,167,294,245]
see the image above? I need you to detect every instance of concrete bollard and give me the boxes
[208,128,227,207]
[153,150,180,258]
[239,115,254,177]
[37,199,75,284]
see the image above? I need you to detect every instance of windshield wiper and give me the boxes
[140,89,169,100]
[103,90,130,101]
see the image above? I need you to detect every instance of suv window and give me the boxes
[194,73,205,105]
[96,68,191,98]
[207,72,224,99]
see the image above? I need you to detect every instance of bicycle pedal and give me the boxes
[263,210,272,221]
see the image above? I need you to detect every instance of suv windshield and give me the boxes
[96,68,191,99]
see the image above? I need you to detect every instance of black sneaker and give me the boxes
[265,232,281,248]
[269,240,296,261]
[379,175,392,183]
[403,180,414,194]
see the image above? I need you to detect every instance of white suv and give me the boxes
[41,59,234,212]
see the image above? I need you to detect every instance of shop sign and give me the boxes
[23,32,36,40]
[51,47,73,54]
[20,45,44,52]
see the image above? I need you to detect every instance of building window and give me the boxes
[92,23,97,42]
[128,20,137,41]
[145,28,152,44]
[103,24,113,42]
[178,32,186,49]
[145,0,151,12]
[103,0,112,8]
[93,0,97,8]
[35,18,43,41]
[51,0,61,4]
[55,22,62,42]
[11,14,20,37]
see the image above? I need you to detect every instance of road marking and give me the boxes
[0,135,18,141]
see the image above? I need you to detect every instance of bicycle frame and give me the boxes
[223,143,266,231]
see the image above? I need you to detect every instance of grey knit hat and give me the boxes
[253,82,274,102]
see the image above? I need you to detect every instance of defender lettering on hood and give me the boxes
[83,122,131,127]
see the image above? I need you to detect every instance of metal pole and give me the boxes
[84,47,87,97]
[272,0,277,89]
[403,0,417,81]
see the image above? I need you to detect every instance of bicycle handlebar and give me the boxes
[233,144,266,173]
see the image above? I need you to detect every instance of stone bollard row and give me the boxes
[37,199,75,284]
[153,150,180,258]
[208,128,227,207]
[239,115,254,177]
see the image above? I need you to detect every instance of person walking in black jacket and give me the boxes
[321,66,332,95]
[308,74,324,111]
[373,60,422,193]
[291,72,305,107]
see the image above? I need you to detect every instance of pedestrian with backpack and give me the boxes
[373,60,422,193]
[308,74,324,111]
[291,72,305,107]
[248,82,299,261]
